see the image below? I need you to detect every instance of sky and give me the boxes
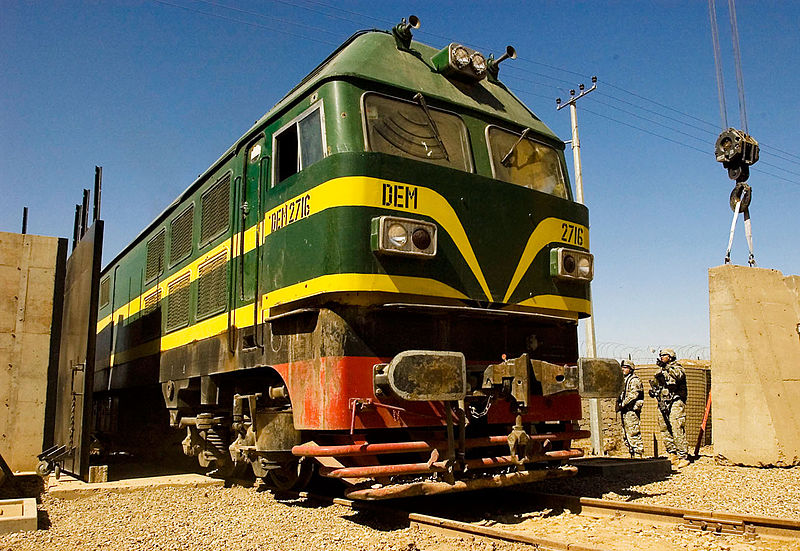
[2,1,799,361]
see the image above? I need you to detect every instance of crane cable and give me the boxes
[728,0,749,134]
[709,0,757,266]
[708,0,728,130]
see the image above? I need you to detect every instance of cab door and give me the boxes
[237,136,266,348]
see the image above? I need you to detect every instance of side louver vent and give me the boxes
[200,175,231,244]
[143,288,162,317]
[166,275,191,331]
[197,251,227,319]
[170,205,194,265]
[145,230,166,282]
[99,277,110,308]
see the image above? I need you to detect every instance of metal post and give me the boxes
[557,77,601,454]
[21,207,28,235]
[81,188,90,237]
[72,205,81,251]
[93,166,102,222]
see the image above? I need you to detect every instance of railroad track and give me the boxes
[289,489,800,550]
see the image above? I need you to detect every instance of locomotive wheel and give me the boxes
[264,457,314,491]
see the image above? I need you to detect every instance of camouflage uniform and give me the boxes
[649,357,688,460]
[617,366,644,456]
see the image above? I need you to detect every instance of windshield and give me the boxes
[363,93,472,172]
[487,126,568,198]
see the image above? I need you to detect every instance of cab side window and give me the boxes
[274,104,325,185]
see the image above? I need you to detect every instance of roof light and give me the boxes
[431,43,488,83]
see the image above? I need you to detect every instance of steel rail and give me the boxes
[283,487,800,547]
[290,490,606,551]
[526,492,800,541]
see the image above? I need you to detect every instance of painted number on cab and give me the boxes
[270,194,310,232]
[382,183,418,210]
[561,223,584,246]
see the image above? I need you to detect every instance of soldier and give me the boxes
[616,360,644,458]
[648,348,689,468]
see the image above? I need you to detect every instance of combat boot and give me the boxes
[667,453,678,465]
[674,458,690,469]
[633,452,644,459]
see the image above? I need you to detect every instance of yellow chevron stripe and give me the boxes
[264,176,493,301]
[502,217,589,304]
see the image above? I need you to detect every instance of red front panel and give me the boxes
[273,356,583,431]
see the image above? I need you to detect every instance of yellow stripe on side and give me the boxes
[96,246,230,334]
[103,274,468,360]
[502,217,589,304]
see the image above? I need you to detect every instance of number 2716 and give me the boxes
[561,223,584,246]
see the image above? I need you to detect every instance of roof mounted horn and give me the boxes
[392,15,420,51]
[487,45,516,81]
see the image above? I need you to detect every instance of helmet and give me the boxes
[659,348,676,359]
[620,360,635,370]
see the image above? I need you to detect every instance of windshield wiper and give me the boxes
[413,92,449,161]
[500,128,531,167]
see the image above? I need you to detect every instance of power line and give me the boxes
[596,91,719,137]
[195,0,346,38]
[587,97,711,146]
[578,107,711,155]
[151,0,340,46]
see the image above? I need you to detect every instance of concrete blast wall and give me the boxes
[0,232,66,472]
[709,264,800,466]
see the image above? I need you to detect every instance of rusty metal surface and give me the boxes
[52,222,103,481]
[345,465,578,500]
[293,431,590,457]
[577,357,624,398]
[384,350,466,401]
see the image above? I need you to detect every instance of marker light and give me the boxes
[371,216,437,257]
[550,247,593,281]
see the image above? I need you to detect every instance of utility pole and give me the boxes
[557,77,602,455]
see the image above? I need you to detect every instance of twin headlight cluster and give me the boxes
[432,43,487,82]
[550,247,594,281]
[371,216,437,257]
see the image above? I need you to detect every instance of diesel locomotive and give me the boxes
[93,18,619,499]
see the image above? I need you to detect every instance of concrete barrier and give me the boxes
[709,264,800,466]
[0,498,37,534]
[0,232,67,472]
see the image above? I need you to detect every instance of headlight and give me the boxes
[550,247,593,281]
[432,43,489,82]
[577,256,592,278]
[471,52,487,76]
[371,216,437,257]
[453,46,470,68]
[387,224,408,247]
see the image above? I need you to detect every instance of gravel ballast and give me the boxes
[2,449,798,551]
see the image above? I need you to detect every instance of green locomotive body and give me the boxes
[94,25,613,499]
